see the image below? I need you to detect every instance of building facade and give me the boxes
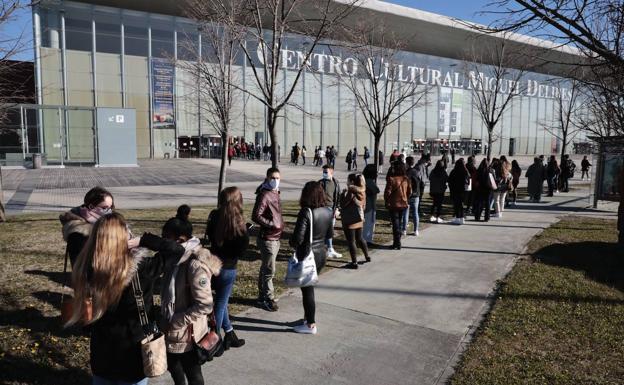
[29,0,591,164]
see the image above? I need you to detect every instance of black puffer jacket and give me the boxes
[89,233,184,383]
[289,207,333,272]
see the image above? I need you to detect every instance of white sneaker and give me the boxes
[402,230,407,236]
[327,249,342,259]
[436,217,445,224]
[410,230,419,236]
[430,216,437,223]
[293,324,317,334]
[460,218,465,225]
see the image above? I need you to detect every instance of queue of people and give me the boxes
[59,152,584,385]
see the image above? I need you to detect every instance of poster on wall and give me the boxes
[599,153,623,201]
[438,87,462,136]
[151,58,175,127]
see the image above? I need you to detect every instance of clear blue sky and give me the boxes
[3,0,497,62]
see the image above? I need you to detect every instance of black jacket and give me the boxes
[289,207,333,272]
[206,209,250,270]
[406,166,423,198]
[448,168,468,194]
[89,233,184,383]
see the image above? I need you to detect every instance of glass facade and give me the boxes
[34,0,589,160]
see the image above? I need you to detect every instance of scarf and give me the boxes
[161,237,201,322]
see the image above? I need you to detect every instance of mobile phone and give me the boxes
[246,223,254,230]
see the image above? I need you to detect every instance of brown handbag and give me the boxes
[191,313,223,364]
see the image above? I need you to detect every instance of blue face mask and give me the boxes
[322,172,329,180]
[269,179,280,190]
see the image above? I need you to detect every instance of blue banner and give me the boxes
[151,58,175,127]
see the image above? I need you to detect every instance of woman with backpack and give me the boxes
[384,162,412,249]
[160,214,222,385]
[206,188,248,351]
[428,160,448,224]
[289,181,334,334]
[340,173,371,268]
[447,158,469,225]
[66,212,185,385]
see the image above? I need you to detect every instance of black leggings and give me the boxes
[301,286,315,324]
[430,193,444,217]
[168,351,204,385]
[343,226,369,263]
[452,192,464,218]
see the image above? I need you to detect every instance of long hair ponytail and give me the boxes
[67,212,132,326]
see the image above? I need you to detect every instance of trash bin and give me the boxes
[32,153,42,169]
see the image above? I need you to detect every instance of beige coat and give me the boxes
[164,246,222,354]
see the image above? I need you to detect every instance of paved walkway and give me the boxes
[143,189,613,385]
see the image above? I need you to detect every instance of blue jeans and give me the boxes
[325,208,336,249]
[213,268,237,333]
[409,197,420,232]
[401,207,409,232]
[93,376,148,385]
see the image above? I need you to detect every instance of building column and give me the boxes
[147,20,154,159]
[31,5,44,154]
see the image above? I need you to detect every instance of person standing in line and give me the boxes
[319,164,343,259]
[362,164,380,245]
[352,147,358,171]
[441,150,450,170]
[290,181,334,334]
[206,187,248,350]
[301,146,307,166]
[252,167,284,312]
[363,146,370,166]
[526,157,547,203]
[581,155,592,180]
[67,213,185,385]
[546,155,560,197]
[405,156,423,236]
[385,161,412,249]
[428,160,448,224]
[450,147,456,164]
[416,153,431,216]
[473,158,494,222]
[60,186,115,267]
[492,159,512,218]
[340,173,371,268]
[465,156,477,214]
[447,158,469,225]
[159,215,222,385]
[560,154,575,192]
[510,160,522,206]
[346,149,353,171]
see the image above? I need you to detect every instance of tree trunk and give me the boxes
[487,126,493,160]
[268,110,279,169]
[373,133,381,181]
[0,168,5,222]
[560,129,567,167]
[218,133,229,194]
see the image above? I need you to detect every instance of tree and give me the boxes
[232,0,361,167]
[541,79,583,165]
[183,0,246,193]
[334,23,427,176]
[464,39,527,159]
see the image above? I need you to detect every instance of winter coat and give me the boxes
[59,207,92,267]
[511,167,522,188]
[581,159,591,171]
[428,168,448,194]
[252,185,284,241]
[526,162,547,196]
[365,178,380,214]
[162,244,222,354]
[340,185,366,229]
[320,177,341,212]
[289,207,334,272]
[89,233,184,383]
[447,168,468,195]
[384,175,411,210]
[406,166,423,198]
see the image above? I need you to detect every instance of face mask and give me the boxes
[322,172,329,180]
[269,179,280,190]
[92,206,112,216]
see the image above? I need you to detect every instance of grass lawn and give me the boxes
[0,198,407,385]
[450,216,623,385]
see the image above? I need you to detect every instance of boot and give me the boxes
[224,330,245,350]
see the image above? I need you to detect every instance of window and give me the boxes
[151,20,174,59]
[65,16,92,51]
[95,13,120,54]
[123,14,148,57]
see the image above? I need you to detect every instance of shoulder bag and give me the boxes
[191,312,223,364]
[284,208,318,288]
[132,273,167,378]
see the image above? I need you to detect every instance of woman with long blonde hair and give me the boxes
[68,212,185,385]
[206,187,249,349]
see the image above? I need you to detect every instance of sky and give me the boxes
[3,0,499,62]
